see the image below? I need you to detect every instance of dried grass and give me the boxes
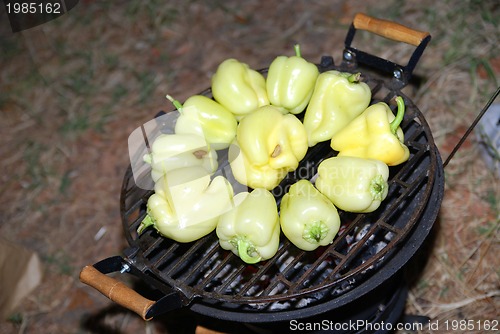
[1,0,498,333]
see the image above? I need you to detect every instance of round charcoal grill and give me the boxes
[80,13,446,330]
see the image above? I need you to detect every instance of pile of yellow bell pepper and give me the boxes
[136,44,412,264]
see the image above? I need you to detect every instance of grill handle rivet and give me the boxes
[393,68,405,80]
[343,50,354,61]
[120,263,131,273]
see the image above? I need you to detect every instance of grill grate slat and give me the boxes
[211,259,248,295]
[195,253,235,290]
[290,250,343,292]
[142,236,166,259]
[236,243,291,298]
[159,238,213,279]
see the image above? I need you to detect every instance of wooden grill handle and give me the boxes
[80,265,155,321]
[353,13,430,46]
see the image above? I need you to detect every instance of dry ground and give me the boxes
[1,0,498,333]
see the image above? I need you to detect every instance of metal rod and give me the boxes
[443,86,500,168]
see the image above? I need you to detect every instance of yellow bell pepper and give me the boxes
[216,188,280,264]
[143,133,218,183]
[167,94,237,150]
[330,96,410,166]
[266,44,319,114]
[302,70,371,147]
[279,180,340,251]
[315,156,389,213]
[138,166,234,243]
[211,58,269,118]
[229,105,308,190]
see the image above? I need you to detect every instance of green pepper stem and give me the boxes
[137,214,154,235]
[347,72,361,83]
[390,96,405,134]
[237,239,261,264]
[369,175,387,201]
[303,221,329,244]
[166,94,184,113]
[294,44,301,58]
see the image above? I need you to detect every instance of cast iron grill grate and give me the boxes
[119,66,439,310]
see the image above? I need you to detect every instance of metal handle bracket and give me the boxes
[343,13,431,86]
[79,256,186,320]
